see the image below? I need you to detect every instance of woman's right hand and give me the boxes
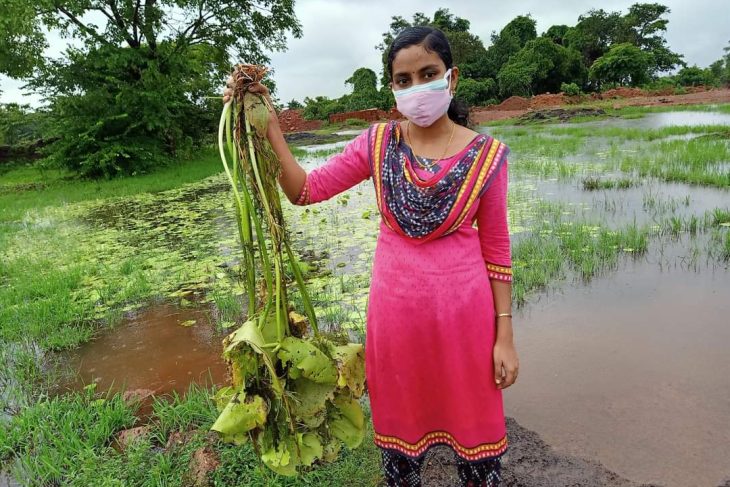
[222,74,234,104]
[222,75,273,105]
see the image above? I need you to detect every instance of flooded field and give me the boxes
[1,104,728,485]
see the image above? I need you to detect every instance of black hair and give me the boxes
[386,26,470,127]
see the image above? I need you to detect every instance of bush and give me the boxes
[560,82,582,96]
[456,78,497,106]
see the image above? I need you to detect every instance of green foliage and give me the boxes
[589,42,653,87]
[0,0,302,179]
[286,99,304,110]
[497,37,587,97]
[303,96,343,121]
[560,82,583,96]
[544,25,570,46]
[483,15,538,80]
[456,78,497,105]
[0,103,50,147]
[302,68,393,120]
[675,66,713,87]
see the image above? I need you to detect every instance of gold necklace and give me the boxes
[406,120,456,170]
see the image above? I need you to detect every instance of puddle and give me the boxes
[574,110,730,130]
[56,301,228,397]
[505,238,730,487]
[332,129,366,136]
[300,140,349,154]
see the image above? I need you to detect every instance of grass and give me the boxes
[0,147,223,224]
[0,383,382,486]
[618,137,730,188]
[2,101,729,485]
[582,176,638,191]
[511,201,651,306]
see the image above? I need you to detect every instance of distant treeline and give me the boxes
[295,6,730,121]
[1,2,728,178]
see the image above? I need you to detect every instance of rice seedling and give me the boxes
[212,64,366,476]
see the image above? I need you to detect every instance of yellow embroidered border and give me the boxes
[445,140,502,234]
[374,430,507,458]
[486,263,512,275]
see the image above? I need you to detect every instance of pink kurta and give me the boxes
[294,123,512,462]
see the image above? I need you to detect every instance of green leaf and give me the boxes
[211,391,267,445]
[261,436,298,476]
[277,337,338,384]
[296,432,323,466]
[329,394,365,449]
[289,377,336,428]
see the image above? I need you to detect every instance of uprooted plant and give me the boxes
[211,63,367,476]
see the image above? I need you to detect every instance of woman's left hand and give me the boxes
[493,337,519,389]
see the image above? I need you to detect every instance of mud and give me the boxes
[516,107,609,124]
[413,416,662,486]
[55,300,228,398]
[284,131,356,146]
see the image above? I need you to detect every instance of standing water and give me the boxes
[57,300,228,396]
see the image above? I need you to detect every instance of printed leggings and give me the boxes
[380,447,502,487]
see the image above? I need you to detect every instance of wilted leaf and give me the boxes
[289,377,335,428]
[277,337,338,384]
[330,344,366,397]
[211,392,267,445]
[329,394,365,449]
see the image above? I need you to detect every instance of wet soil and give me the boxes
[516,107,609,124]
[284,131,355,146]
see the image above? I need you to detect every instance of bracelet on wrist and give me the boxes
[495,312,512,319]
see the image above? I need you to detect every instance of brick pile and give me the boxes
[277,109,323,133]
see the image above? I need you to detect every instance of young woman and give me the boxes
[224,25,519,487]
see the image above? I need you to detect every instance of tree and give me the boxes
[622,3,684,74]
[483,15,538,78]
[544,25,570,46]
[374,9,488,86]
[589,43,653,88]
[564,8,627,68]
[342,67,384,111]
[455,78,496,106]
[286,99,303,110]
[497,37,587,97]
[0,0,301,178]
[675,66,711,87]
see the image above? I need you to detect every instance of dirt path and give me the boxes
[470,88,730,124]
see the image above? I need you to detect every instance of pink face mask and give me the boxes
[392,69,453,127]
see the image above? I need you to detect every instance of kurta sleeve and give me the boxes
[475,158,512,282]
[293,129,371,205]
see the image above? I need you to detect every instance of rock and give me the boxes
[115,426,151,451]
[187,446,220,486]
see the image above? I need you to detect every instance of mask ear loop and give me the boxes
[445,68,455,97]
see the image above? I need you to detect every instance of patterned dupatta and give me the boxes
[367,120,510,244]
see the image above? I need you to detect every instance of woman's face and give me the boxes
[389,44,459,92]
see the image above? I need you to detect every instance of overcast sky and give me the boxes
[1,0,728,107]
